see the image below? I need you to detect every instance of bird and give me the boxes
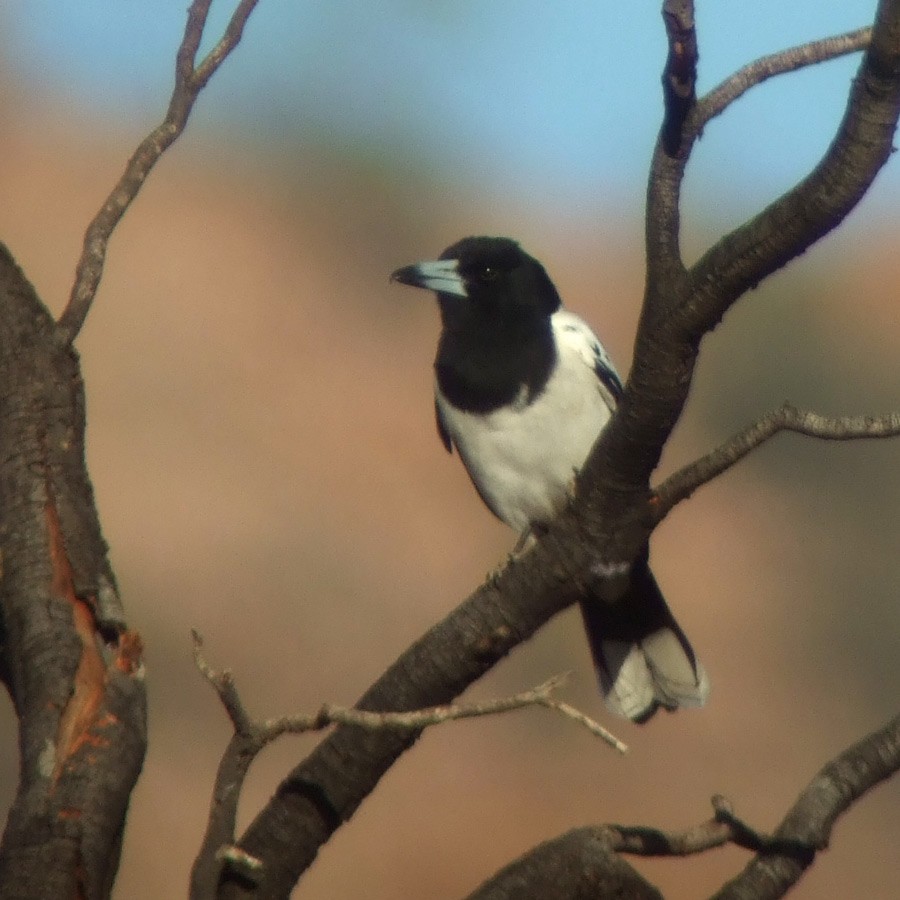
[390,236,709,722]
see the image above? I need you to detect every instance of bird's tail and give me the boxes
[579,558,709,723]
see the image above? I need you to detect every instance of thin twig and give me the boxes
[695,27,872,130]
[192,632,626,751]
[600,797,738,858]
[56,0,261,344]
[191,629,254,736]
[652,403,900,521]
[538,698,629,753]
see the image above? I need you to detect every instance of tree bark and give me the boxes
[0,245,146,900]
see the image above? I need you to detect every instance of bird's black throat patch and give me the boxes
[435,316,556,414]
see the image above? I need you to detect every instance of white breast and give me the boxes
[436,310,617,532]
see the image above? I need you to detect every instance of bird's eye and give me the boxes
[479,265,498,282]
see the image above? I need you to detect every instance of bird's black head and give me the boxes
[391,236,561,329]
[391,237,561,412]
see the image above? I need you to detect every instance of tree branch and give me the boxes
[56,0,261,345]
[681,2,900,342]
[0,5,260,895]
[0,246,147,897]
[696,27,872,129]
[653,404,900,520]
[470,712,900,899]
[193,631,623,749]
[466,800,741,900]
[466,828,664,900]
[191,634,624,898]
[661,0,698,155]
[713,712,900,899]
[577,0,900,546]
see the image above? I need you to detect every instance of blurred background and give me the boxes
[1,2,898,897]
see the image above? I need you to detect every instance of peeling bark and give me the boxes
[0,245,146,900]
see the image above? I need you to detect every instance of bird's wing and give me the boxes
[552,310,623,406]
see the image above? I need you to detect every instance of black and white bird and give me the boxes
[391,236,708,722]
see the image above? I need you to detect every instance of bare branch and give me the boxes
[653,404,900,520]
[56,0,261,344]
[0,247,147,894]
[537,697,628,752]
[642,0,696,297]
[265,677,626,752]
[713,711,900,899]
[680,0,900,342]
[194,633,625,751]
[661,0,698,155]
[604,799,736,858]
[191,629,254,736]
[465,798,749,900]
[190,637,625,897]
[466,827,664,900]
[194,0,261,88]
[581,0,900,536]
[696,27,872,129]
[471,710,900,899]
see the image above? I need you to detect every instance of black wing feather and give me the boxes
[595,361,624,404]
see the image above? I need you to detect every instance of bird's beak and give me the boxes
[390,258,467,298]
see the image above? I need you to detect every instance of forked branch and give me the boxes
[653,404,900,520]
[713,711,900,899]
[696,27,873,129]
[190,634,624,898]
[589,0,900,523]
[469,713,900,899]
[56,0,261,344]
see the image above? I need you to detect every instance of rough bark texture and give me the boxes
[466,828,663,900]
[0,244,147,899]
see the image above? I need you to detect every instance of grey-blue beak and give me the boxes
[390,258,467,298]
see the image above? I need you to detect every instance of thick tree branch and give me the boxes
[0,246,147,898]
[56,0,260,345]
[653,404,900,519]
[0,5,260,896]
[466,829,663,900]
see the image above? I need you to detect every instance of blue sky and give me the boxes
[5,2,896,217]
